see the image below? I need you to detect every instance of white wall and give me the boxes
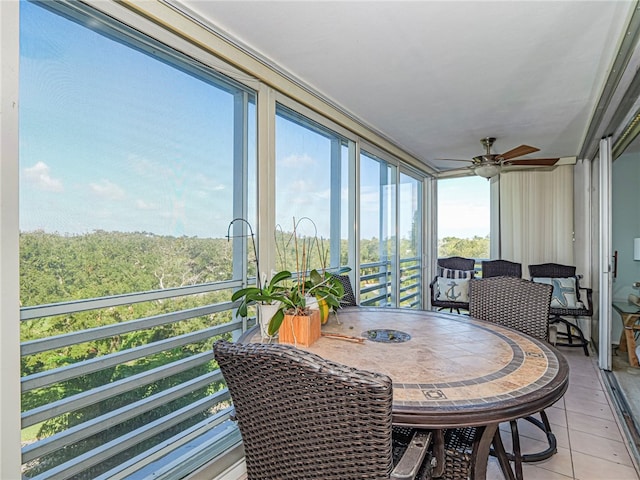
[612,152,640,344]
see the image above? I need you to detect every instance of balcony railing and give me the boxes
[20,262,424,479]
[20,282,246,480]
[360,257,421,308]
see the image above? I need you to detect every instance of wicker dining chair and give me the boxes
[430,257,476,313]
[466,276,555,480]
[213,340,433,480]
[329,273,358,307]
[481,259,522,278]
[529,262,593,356]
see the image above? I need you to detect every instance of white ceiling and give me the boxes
[178,0,635,174]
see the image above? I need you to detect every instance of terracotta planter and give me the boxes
[279,309,321,347]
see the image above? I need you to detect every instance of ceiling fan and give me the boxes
[441,137,560,178]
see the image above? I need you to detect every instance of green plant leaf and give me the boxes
[267,309,285,335]
[231,286,261,301]
[269,270,292,285]
[309,269,323,286]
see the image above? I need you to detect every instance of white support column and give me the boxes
[599,137,613,370]
[424,176,437,309]
[0,1,22,478]
[350,141,360,301]
[256,84,276,277]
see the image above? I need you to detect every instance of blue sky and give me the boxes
[19,1,489,242]
[438,176,490,239]
[20,1,238,238]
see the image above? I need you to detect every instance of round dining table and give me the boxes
[240,306,569,480]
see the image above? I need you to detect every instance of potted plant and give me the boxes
[231,270,291,339]
[233,217,350,345]
[275,269,343,346]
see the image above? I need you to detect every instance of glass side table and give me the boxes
[613,301,640,368]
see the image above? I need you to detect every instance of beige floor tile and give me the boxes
[566,410,626,441]
[565,383,609,406]
[483,347,639,480]
[551,396,567,410]
[549,425,570,450]
[568,371,606,390]
[499,418,570,450]
[568,429,633,466]
[527,446,574,477]
[566,364,599,379]
[496,430,574,478]
[486,457,507,480]
[564,395,616,421]
[572,451,640,480]
[521,464,574,479]
[564,353,597,367]
[546,405,569,427]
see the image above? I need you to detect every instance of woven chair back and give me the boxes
[528,263,576,279]
[469,277,553,341]
[482,260,522,278]
[438,256,476,272]
[214,340,394,479]
[330,273,358,306]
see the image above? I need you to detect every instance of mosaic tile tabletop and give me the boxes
[245,307,568,426]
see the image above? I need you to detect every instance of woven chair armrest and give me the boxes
[391,430,433,480]
[429,276,438,301]
[580,287,594,316]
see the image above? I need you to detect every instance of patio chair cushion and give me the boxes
[532,276,584,309]
[436,277,470,303]
[438,267,475,279]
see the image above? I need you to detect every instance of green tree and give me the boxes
[438,235,490,259]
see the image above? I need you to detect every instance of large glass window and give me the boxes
[19,2,255,478]
[398,172,422,308]
[437,176,490,261]
[359,151,397,306]
[274,105,351,273]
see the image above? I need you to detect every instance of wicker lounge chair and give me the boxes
[214,340,433,479]
[481,259,522,278]
[467,276,555,480]
[430,256,476,313]
[529,262,593,356]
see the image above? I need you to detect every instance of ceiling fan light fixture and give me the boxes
[474,163,501,178]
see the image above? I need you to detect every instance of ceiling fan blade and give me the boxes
[504,158,559,166]
[436,158,473,163]
[439,165,474,173]
[498,144,540,160]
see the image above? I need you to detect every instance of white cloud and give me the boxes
[129,154,173,179]
[288,179,312,194]
[23,162,63,192]
[89,179,126,200]
[193,172,225,191]
[135,199,158,210]
[280,153,315,168]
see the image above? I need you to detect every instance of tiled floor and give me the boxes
[487,347,640,480]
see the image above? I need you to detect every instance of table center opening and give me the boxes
[363,329,411,343]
